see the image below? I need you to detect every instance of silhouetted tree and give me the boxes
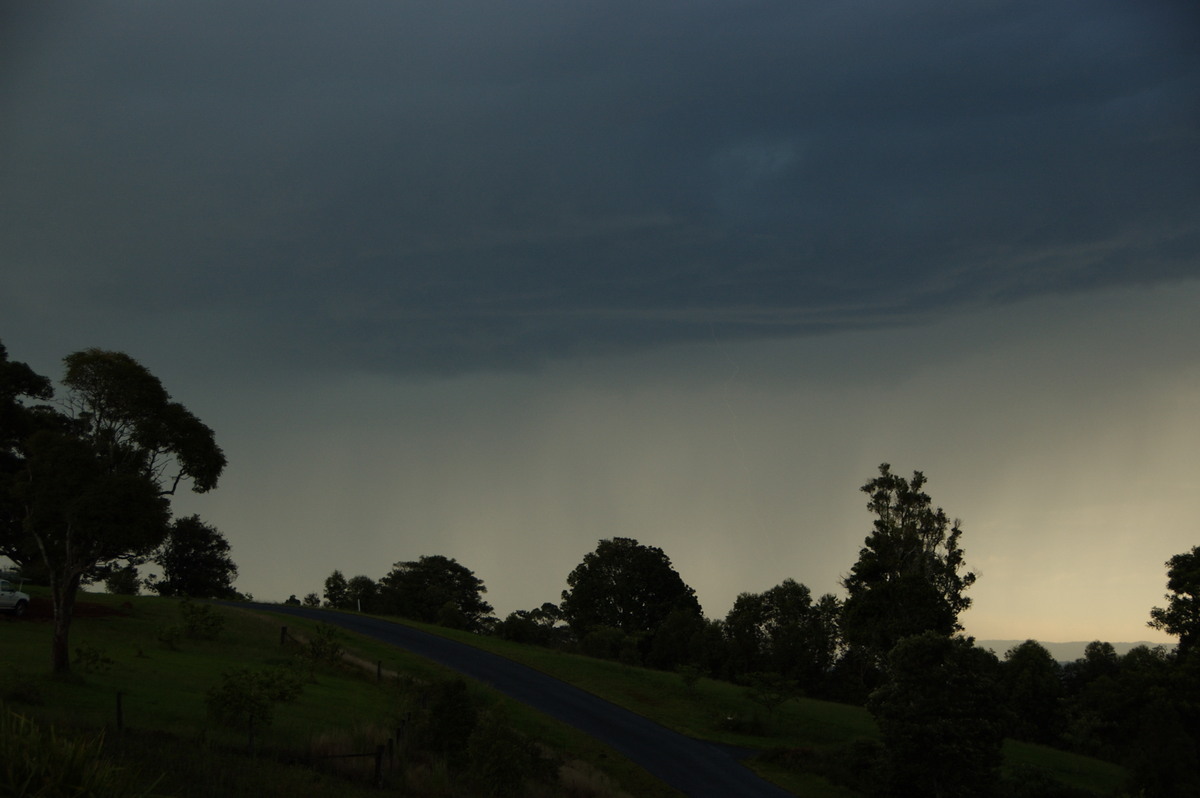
[148,515,238,598]
[1062,640,1120,697]
[1149,546,1200,657]
[1000,640,1064,744]
[869,632,1005,797]
[560,537,701,640]
[379,555,493,630]
[498,602,565,647]
[0,345,224,672]
[104,563,141,596]
[841,464,975,661]
[0,342,53,533]
[723,579,841,689]
[323,569,349,608]
[346,574,378,613]
[645,607,707,670]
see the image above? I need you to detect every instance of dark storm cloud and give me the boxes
[2,1,1197,373]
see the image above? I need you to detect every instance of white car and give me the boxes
[0,579,30,617]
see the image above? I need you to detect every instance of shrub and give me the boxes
[579,626,627,661]
[744,671,799,716]
[179,599,226,640]
[205,667,304,729]
[677,664,702,692]
[304,623,346,667]
[868,633,1006,797]
[466,705,555,796]
[410,678,479,762]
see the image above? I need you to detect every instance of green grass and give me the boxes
[343,614,1133,797]
[2,589,1131,797]
[1,589,673,798]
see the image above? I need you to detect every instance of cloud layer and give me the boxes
[3,2,1197,643]
[3,1,1197,375]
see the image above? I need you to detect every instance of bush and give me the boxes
[466,705,555,796]
[205,667,304,729]
[744,671,799,716]
[303,623,346,667]
[677,664,702,692]
[103,565,141,596]
[579,626,628,661]
[179,599,226,640]
[869,633,1006,797]
[0,710,159,797]
[410,678,479,763]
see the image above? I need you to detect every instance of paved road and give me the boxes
[241,603,795,798]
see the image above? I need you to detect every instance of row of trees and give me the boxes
[304,465,972,693]
[308,464,1198,796]
[313,555,494,631]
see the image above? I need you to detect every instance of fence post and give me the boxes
[374,744,385,785]
[280,626,287,646]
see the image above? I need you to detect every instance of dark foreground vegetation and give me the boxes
[3,340,1197,795]
[306,475,1198,797]
[1,589,1131,798]
[2,590,667,798]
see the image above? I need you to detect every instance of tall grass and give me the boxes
[0,709,160,797]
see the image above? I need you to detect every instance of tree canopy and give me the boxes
[841,464,975,658]
[323,569,350,609]
[148,515,239,599]
[868,632,1005,797]
[378,555,493,631]
[560,537,701,638]
[724,579,841,688]
[1148,546,1200,657]
[0,343,225,671]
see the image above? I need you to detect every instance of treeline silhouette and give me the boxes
[305,466,1199,796]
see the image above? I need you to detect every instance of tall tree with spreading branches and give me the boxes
[1,345,224,672]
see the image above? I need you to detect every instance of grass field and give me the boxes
[1,589,671,798]
[1,589,1129,797]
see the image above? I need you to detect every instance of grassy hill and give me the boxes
[1,589,1128,797]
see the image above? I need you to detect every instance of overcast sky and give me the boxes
[3,1,1198,643]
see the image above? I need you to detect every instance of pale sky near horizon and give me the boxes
[2,2,1197,644]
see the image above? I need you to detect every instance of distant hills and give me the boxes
[977,639,1176,663]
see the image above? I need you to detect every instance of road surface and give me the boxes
[240,603,796,798]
